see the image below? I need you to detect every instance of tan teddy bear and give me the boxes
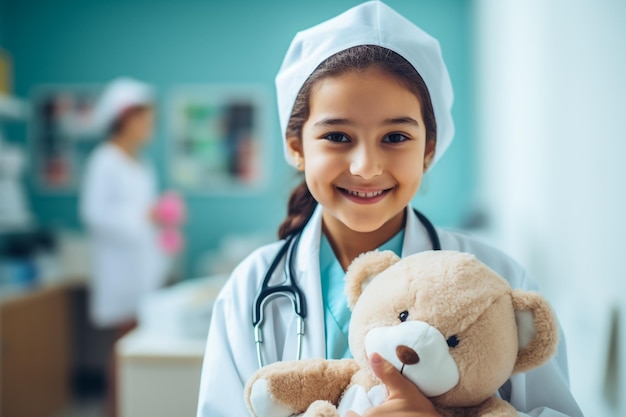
[245,250,559,417]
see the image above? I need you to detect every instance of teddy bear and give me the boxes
[244,250,559,417]
[153,191,185,255]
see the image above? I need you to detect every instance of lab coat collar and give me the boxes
[288,206,433,358]
[295,204,323,275]
[285,205,434,361]
[294,205,434,274]
[290,205,326,359]
[402,206,438,256]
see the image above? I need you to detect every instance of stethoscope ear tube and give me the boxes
[253,231,307,368]
[252,234,294,327]
[287,231,307,319]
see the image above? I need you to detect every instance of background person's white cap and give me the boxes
[275,1,454,170]
[92,77,154,133]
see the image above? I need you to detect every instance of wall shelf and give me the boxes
[0,94,28,120]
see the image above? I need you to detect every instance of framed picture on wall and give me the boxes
[167,85,271,193]
[29,85,101,192]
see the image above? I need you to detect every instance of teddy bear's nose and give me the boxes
[396,345,420,365]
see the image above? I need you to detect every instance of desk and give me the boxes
[116,330,206,417]
[0,279,84,417]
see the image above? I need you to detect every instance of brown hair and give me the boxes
[278,45,437,239]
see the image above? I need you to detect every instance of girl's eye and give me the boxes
[383,133,409,144]
[323,133,350,143]
[398,311,409,322]
[446,335,460,348]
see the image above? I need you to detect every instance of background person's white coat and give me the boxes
[80,142,167,327]
[196,207,583,417]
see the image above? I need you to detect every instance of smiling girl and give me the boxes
[196,2,583,417]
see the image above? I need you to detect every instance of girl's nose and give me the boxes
[349,145,383,179]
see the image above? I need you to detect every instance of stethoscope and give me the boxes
[252,208,441,368]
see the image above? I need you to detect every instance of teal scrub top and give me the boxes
[319,230,404,359]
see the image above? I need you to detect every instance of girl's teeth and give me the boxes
[347,189,384,198]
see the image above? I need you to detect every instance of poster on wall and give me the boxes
[168,85,270,193]
[30,86,101,192]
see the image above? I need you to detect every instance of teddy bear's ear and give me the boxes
[511,290,559,373]
[344,250,400,309]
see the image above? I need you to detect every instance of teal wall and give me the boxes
[0,3,4,46]
[2,0,475,277]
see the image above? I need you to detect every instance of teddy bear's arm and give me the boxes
[458,396,517,417]
[245,358,360,417]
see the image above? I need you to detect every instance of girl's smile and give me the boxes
[335,185,396,205]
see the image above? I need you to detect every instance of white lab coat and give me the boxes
[196,206,584,417]
[80,142,167,327]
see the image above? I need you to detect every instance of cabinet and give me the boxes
[0,94,32,233]
[0,285,71,417]
[116,330,205,417]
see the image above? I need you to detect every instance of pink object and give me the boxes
[155,191,185,225]
[160,227,183,255]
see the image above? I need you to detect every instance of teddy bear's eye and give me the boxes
[446,335,460,348]
[398,311,409,322]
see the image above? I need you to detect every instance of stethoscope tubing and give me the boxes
[253,208,440,368]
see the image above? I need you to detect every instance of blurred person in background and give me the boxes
[79,77,170,417]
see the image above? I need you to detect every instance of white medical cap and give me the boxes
[276,1,454,169]
[92,77,154,132]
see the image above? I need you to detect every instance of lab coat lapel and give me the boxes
[281,206,434,362]
[282,206,326,360]
[402,206,437,256]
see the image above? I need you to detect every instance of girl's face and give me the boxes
[289,66,434,234]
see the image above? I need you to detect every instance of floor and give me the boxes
[52,398,105,417]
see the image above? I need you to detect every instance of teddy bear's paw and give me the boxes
[303,400,340,417]
[249,378,295,417]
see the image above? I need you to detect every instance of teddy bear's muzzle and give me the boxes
[365,320,460,397]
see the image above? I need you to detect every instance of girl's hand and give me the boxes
[346,353,443,417]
